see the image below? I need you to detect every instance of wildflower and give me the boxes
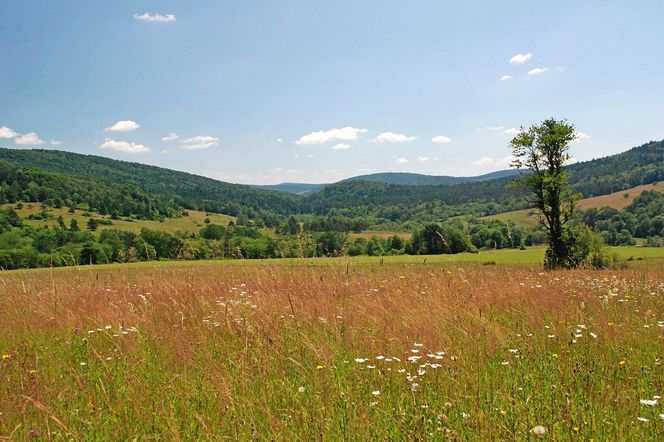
[640,399,658,406]
[366,365,376,369]
[80,362,87,366]
[316,365,324,370]
[589,332,598,339]
[619,359,626,366]
[27,429,40,438]
[531,425,546,435]
[501,361,510,365]
[552,353,559,359]
[637,417,649,422]
[372,390,381,396]
[660,414,664,420]
[413,343,424,347]
[1,354,11,361]
[298,386,305,393]
[508,349,519,353]
[354,358,368,363]
[461,412,470,419]
[376,355,385,360]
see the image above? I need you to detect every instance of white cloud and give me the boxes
[100,138,150,154]
[417,156,431,162]
[394,157,409,164]
[14,132,45,145]
[573,131,590,142]
[161,133,178,141]
[509,53,533,64]
[499,75,514,81]
[432,135,452,144]
[503,127,522,135]
[104,120,140,132]
[332,143,351,150]
[134,13,176,23]
[50,140,63,145]
[0,126,17,138]
[277,138,283,143]
[473,155,515,166]
[180,135,219,150]
[528,67,549,76]
[480,126,506,131]
[370,132,416,143]
[296,126,367,145]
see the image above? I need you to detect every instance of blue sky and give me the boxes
[1,1,663,184]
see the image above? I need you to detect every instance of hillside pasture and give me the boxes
[3,203,235,234]
[577,181,664,211]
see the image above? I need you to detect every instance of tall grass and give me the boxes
[1,262,662,439]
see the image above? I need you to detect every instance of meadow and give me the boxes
[1,255,663,440]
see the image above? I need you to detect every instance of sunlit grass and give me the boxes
[1,261,663,439]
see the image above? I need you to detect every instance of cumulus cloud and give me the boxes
[100,138,150,154]
[134,13,176,23]
[50,140,63,145]
[509,53,533,64]
[503,128,522,135]
[417,156,431,162]
[573,131,590,142]
[0,126,17,138]
[432,135,452,144]
[104,120,140,132]
[394,157,409,164]
[161,133,178,141]
[499,75,514,81]
[528,67,549,76]
[180,135,219,150]
[15,132,45,145]
[296,127,367,145]
[277,138,283,143]
[332,143,350,150]
[473,155,515,166]
[370,132,416,143]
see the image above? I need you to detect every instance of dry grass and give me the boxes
[349,230,413,240]
[577,182,664,211]
[1,262,663,440]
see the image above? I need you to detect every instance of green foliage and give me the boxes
[509,118,583,269]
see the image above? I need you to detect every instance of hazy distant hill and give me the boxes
[253,183,326,195]
[343,170,522,186]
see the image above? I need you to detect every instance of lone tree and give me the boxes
[509,118,581,269]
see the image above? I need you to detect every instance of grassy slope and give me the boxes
[6,203,235,234]
[1,261,662,439]
[484,181,664,229]
[577,181,664,210]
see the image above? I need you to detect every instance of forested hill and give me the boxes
[0,148,298,216]
[0,138,661,221]
[566,139,664,196]
[301,139,664,214]
[344,170,522,186]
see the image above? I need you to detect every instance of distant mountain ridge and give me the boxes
[252,170,523,195]
[343,170,523,186]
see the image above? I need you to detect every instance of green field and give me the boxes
[9,245,663,275]
[4,203,235,234]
